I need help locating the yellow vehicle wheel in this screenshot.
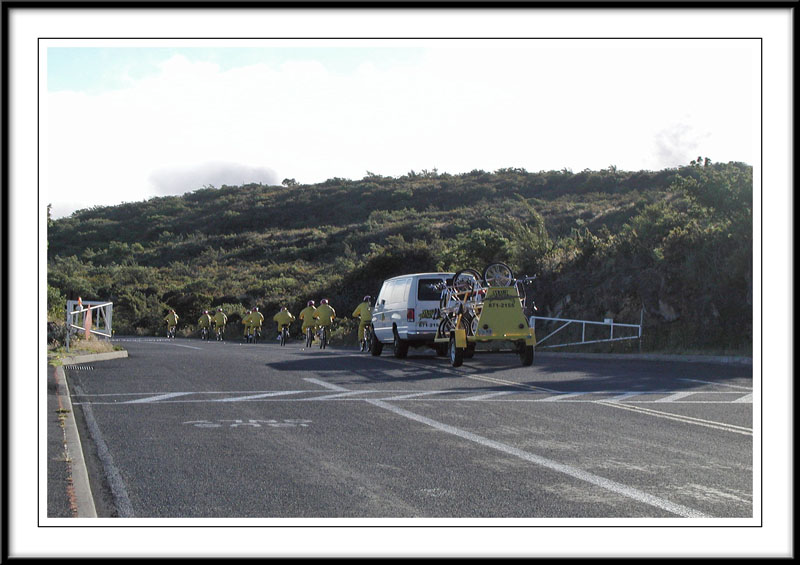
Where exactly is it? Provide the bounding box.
[449,336,464,367]
[520,344,534,366]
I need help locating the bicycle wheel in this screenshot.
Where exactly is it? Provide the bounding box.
[452,269,481,294]
[483,262,514,287]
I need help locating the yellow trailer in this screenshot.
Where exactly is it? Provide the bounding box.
[434,268,536,367]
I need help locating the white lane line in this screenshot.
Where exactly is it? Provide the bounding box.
[121,392,193,404]
[678,378,753,391]
[366,398,709,518]
[369,356,562,393]
[170,343,203,350]
[608,392,644,402]
[461,391,518,401]
[303,377,349,391]
[732,393,753,404]
[596,401,753,436]
[538,392,586,402]
[659,391,696,403]
[467,374,562,394]
[381,390,449,401]
[305,391,372,401]
[213,391,304,402]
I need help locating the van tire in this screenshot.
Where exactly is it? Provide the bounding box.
[371,335,383,356]
[393,329,409,358]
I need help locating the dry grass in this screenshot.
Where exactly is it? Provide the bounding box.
[48,335,120,365]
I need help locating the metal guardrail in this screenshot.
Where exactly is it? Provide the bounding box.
[65,299,113,352]
[529,310,643,350]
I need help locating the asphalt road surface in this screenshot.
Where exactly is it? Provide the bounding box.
[64,336,754,519]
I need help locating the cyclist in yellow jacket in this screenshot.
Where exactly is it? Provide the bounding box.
[213,308,228,340]
[272,306,294,339]
[273,306,295,334]
[352,295,373,347]
[299,300,317,342]
[251,307,265,335]
[314,298,336,330]
[164,309,179,338]
[242,309,252,340]
[197,310,212,339]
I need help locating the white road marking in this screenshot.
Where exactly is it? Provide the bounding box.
[596,401,753,436]
[679,378,753,391]
[305,391,372,401]
[366,398,709,518]
[382,391,449,401]
[72,389,754,406]
[660,391,696,403]
[170,343,203,350]
[303,377,349,391]
[538,392,586,402]
[461,391,518,401]
[213,391,303,402]
[121,392,193,404]
[465,374,561,394]
[608,392,644,401]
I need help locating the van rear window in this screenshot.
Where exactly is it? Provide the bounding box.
[417,278,445,301]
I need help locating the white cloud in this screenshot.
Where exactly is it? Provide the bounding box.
[46,44,756,218]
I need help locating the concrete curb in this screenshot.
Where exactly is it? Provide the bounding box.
[54,366,98,518]
[60,350,129,365]
[534,351,753,365]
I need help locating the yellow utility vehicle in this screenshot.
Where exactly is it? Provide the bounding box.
[434,263,536,367]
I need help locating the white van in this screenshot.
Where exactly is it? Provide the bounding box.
[370,272,454,358]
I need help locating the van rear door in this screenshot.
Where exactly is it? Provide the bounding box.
[373,277,411,342]
[407,276,449,339]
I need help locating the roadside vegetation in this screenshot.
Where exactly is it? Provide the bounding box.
[47,159,752,355]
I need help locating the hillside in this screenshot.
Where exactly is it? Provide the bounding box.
[47,161,753,353]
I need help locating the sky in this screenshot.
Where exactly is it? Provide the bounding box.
[45,41,757,219]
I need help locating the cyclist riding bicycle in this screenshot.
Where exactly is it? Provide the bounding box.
[314,299,336,346]
[242,309,252,341]
[197,310,212,339]
[213,307,228,340]
[299,300,318,345]
[352,295,373,349]
[164,309,179,338]
[251,306,264,335]
[273,306,295,334]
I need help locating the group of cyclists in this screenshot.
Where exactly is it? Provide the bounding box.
[163,295,374,349]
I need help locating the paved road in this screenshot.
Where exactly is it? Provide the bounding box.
[62,337,753,518]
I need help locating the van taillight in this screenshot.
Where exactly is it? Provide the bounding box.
[407,308,415,322]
